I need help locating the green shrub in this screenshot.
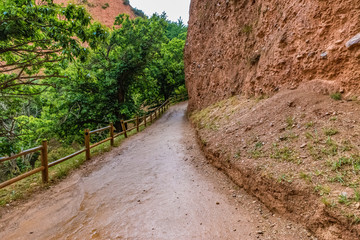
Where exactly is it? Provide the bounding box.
[330,93,342,101]
[132,7,146,18]
[323,128,338,136]
[102,3,109,9]
[242,24,252,34]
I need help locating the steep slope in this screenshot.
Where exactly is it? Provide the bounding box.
[185,0,360,111]
[191,88,360,239]
[185,1,360,239]
[54,0,136,27]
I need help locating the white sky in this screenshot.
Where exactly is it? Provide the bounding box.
[130,0,191,23]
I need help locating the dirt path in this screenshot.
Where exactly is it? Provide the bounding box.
[0,103,313,240]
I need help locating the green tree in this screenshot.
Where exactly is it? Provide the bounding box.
[152,38,186,100]
[166,18,187,40]
[51,14,168,133]
[0,0,106,96]
[0,0,106,154]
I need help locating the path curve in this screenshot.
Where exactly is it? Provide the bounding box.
[0,102,312,240]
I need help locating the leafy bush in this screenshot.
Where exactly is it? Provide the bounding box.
[102,3,109,9]
[132,7,146,18]
[330,92,342,101]
[242,24,253,34]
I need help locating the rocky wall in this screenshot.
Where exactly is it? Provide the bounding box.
[185,0,360,111]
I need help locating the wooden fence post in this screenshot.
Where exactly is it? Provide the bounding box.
[136,116,139,132]
[150,113,153,123]
[85,129,91,160]
[144,115,147,127]
[110,122,114,146]
[121,120,127,138]
[41,140,48,183]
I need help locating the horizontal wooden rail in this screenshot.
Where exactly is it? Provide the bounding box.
[0,98,172,190]
[114,131,125,138]
[0,146,42,163]
[127,126,137,132]
[90,137,112,149]
[0,166,45,189]
[124,119,136,124]
[48,149,86,168]
[90,126,111,134]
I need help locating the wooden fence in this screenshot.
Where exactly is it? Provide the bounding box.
[0,96,186,189]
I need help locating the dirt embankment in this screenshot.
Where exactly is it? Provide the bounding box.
[54,0,136,27]
[185,0,360,111]
[190,84,360,239]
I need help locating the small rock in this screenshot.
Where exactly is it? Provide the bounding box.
[279,136,287,141]
[340,192,348,197]
[345,33,360,49]
[256,230,264,234]
[355,203,360,209]
[335,40,343,45]
[296,54,304,59]
[300,143,307,148]
[245,126,252,131]
[307,52,315,57]
[216,202,220,205]
[320,52,328,59]
[286,225,292,229]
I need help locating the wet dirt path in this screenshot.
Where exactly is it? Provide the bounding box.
[0,102,312,240]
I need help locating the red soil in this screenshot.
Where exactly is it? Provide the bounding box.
[54,0,136,27]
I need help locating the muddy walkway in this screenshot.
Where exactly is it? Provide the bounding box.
[0,103,312,240]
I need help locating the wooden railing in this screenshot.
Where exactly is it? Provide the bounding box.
[0,96,185,189]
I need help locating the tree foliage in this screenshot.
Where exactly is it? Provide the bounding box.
[0,0,106,96]
[0,1,188,180]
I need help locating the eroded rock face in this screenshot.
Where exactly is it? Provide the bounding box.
[184,0,360,111]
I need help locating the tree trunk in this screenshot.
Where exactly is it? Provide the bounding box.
[115,78,126,132]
